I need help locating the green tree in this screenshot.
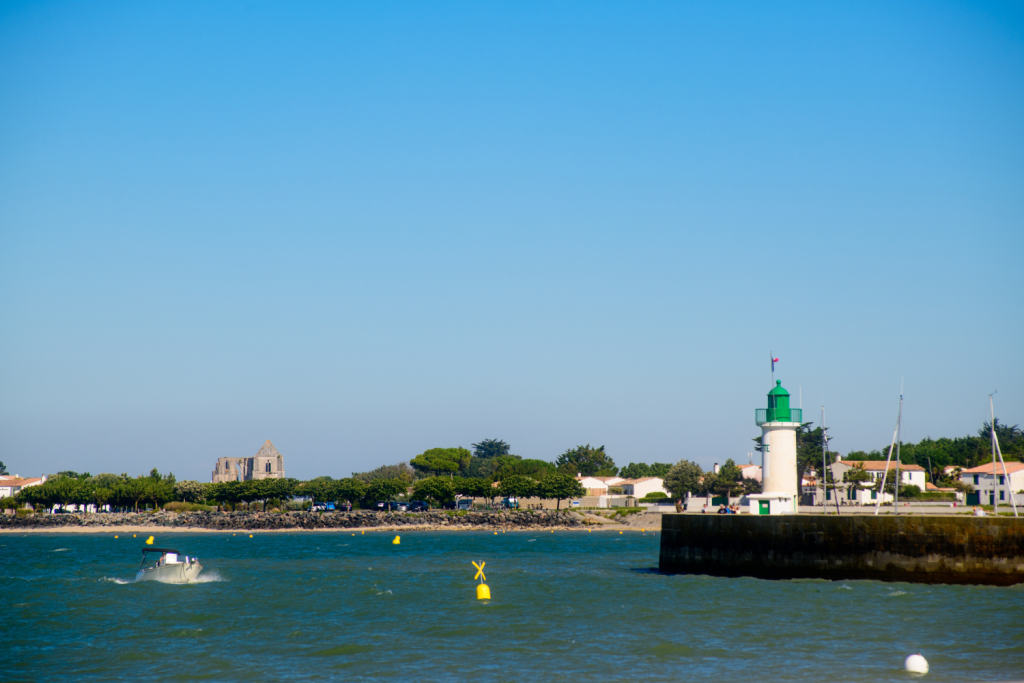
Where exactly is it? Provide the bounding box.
[332,478,367,506]
[538,473,585,509]
[351,462,416,484]
[454,477,491,500]
[298,479,332,509]
[174,480,208,503]
[365,478,409,505]
[709,459,745,498]
[92,487,114,511]
[114,478,148,512]
[555,444,617,476]
[144,478,174,509]
[412,477,456,506]
[498,475,538,500]
[48,477,83,511]
[618,462,673,479]
[465,454,520,479]
[207,481,243,511]
[410,448,472,478]
[471,439,511,458]
[663,460,704,498]
[493,458,556,481]
[0,461,7,475]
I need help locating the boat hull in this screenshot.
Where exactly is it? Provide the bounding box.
[135,561,203,584]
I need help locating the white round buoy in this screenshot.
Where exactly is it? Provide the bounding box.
[904,653,929,674]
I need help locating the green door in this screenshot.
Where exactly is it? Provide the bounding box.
[711,496,727,506]
[966,492,980,506]
[759,500,770,515]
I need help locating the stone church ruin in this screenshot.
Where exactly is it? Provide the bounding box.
[212,440,286,483]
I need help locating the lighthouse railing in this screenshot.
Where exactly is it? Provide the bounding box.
[756,408,802,425]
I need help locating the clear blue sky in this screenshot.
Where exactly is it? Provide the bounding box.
[2,1,1022,481]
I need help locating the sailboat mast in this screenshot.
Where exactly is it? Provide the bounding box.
[821,406,827,511]
[894,393,903,515]
[990,394,1019,517]
[874,391,903,516]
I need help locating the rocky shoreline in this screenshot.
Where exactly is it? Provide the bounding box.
[0,509,589,532]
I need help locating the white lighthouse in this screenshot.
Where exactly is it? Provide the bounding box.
[747,380,801,515]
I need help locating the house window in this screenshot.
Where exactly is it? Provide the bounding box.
[973,475,979,485]
[1000,491,1005,501]
[265,462,272,473]
[999,475,1005,485]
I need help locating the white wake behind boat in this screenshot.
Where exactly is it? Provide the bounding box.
[135,547,203,584]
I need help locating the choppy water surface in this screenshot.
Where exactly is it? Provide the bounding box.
[2,530,1022,682]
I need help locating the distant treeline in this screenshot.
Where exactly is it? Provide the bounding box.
[841,419,1022,483]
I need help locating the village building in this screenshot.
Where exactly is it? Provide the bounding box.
[574,476,624,496]
[211,440,286,483]
[960,461,1024,507]
[0,475,46,499]
[616,477,669,499]
[738,464,761,482]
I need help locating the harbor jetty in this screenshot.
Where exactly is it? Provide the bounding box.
[0,509,586,532]
[659,514,1024,586]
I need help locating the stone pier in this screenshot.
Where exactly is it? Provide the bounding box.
[659,514,1024,585]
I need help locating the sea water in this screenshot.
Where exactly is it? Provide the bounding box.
[1,530,1021,682]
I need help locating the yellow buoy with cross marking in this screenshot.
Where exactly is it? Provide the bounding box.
[472,561,490,600]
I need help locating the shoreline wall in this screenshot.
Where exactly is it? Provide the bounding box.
[0,509,586,531]
[659,514,1024,586]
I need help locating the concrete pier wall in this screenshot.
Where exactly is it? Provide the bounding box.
[659,514,1024,585]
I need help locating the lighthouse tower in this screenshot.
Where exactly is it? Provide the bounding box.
[747,380,802,515]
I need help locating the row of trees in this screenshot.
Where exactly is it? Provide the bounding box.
[843,419,1023,483]
[10,470,177,512]
[411,473,585,509]
[662,459,761,499]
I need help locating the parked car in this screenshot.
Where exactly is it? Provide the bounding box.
[312,502,335,512]
[409,500,429,512]
[501,497,519,510]
[456,498,473,511]
[395,501,410,512]
[375,501,404,511]
[441,500,457,510]
[337,503,353,512]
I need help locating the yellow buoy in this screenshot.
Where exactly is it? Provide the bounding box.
[392,536,400,545]
[494,532,497,535]
[472,561,490,600]
[114,535,118,538]
[361,531,364,535]
[619,531,623,534]
[145,536,154,545]
[133,534,136,538]
[249,534,253,538]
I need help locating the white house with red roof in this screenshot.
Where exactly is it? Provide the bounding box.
[615,477,669,499]
[832,459,927,489]
[738,464,761,482]
[574,476,624,496]
[0,475,47,500]
[960,461,1024,507]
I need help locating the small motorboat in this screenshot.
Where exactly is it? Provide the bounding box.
[135,547,203,584]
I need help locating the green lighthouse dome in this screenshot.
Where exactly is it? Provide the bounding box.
[767,380,792,422]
